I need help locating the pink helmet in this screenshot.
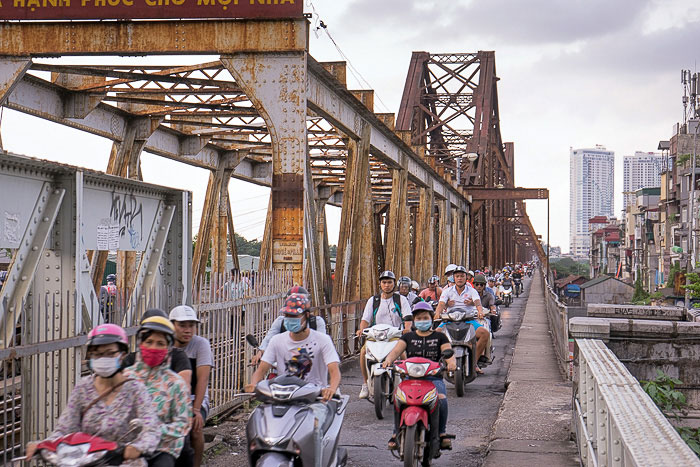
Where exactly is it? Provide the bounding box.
[87,323,128,350]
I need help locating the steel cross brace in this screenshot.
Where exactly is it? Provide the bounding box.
[0,182,65,347]
[124,201,176,325]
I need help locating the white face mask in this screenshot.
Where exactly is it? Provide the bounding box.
[89,357,121,378]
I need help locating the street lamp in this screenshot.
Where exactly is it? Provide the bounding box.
[465,152,479,163]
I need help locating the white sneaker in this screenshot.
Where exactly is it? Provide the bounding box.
[359,384,369,399]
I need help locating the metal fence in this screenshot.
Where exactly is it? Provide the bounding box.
[574,338,700,467]
[541,269,573,380]
[0,270,367,463]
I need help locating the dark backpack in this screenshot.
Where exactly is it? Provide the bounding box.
[280,315,317,333]
[371,293,404,326]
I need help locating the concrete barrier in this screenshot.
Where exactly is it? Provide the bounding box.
[572,338,700,467]
[587,303,685,321]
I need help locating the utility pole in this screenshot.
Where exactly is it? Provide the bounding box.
[687,119,698,308]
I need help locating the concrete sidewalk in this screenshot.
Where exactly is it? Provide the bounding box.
[482,273,579,466]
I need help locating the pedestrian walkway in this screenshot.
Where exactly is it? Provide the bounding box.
[483,272,579,466]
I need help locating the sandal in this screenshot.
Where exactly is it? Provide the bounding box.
[475,367,484,375]
[440,435,452,450]
[388,435,398,450]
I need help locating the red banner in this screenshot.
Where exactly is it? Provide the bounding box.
[0,0,302,20]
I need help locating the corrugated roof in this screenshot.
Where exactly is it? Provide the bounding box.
[580,275,633,289]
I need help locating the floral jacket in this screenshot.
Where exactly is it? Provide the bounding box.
[50,375,161,465]
[124,354,192,458]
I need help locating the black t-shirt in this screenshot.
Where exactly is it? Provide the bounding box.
[479,290,496,310]
[512,272,522,279]
[123,347,192,374]
[400,331,449,363]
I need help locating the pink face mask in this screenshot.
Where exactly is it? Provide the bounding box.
[140,345,168,368]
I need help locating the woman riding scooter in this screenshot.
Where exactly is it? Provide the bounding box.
[125,314,193,467]
[382,301,457,451]
[24,324,161,465]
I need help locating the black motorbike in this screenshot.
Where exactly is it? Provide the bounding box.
[514,278,522,297]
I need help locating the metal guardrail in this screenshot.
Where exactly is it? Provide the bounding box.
[541,269,573,379]
[574,338,700,467]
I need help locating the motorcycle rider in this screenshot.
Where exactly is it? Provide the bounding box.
[125,315,192,467]
[501,272,514,294]
[170,305,212,467]
[24,324,161,464]
[512,268,523,294]
[486,277,498,299]
[382,302,457,450]
[419,275,443,302]
[245,294,341,402]
[443,264,457,288]
[436,266,489,374]
[124,309,192,387]
[250,286,327,366]
[398,276,418,304]
[472,274,497,365]
[356,271,413,399]
[99,273,118,321]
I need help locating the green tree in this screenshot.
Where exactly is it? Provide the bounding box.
[329,244,337,258]
[632,269,650,304]
[234,233,262,256]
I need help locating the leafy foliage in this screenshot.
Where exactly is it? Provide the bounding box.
[682,272,700,300]
[550,258,590,280]
[667,261,681,288]
[632,269,650,304]
[641,370,700,458]
[234,233,262,256]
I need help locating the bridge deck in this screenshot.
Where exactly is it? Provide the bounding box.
[484,272,579,466]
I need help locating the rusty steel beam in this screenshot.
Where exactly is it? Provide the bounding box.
[467,187,549,201]
[0,20,308,56]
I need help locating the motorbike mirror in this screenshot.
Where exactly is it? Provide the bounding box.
[442,349,455,360]
[246,334,260,348]
[128,419,144,430]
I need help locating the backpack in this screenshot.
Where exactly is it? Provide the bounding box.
[280,315,318,333]
[371,293,404,326]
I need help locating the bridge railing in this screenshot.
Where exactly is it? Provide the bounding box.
[573,338,700,467]
[541,269,573,379]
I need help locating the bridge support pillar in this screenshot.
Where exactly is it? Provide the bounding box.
[413,186,435,285]
[333,122,375,302]
[222,52,307,284]
[437,199,453,273]
[385,161,410,276]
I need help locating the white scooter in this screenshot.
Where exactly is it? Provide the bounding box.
[363,323,402,419]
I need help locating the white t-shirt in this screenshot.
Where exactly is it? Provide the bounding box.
[439,285,481,312]
[261,329,340,387]
[361,293,412,327]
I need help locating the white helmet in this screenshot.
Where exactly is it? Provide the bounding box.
[444,264,457,275]
[169,305,200,323]
[468,270,474,277]
[411,280,420,290]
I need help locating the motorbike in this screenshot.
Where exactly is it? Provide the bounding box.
[247,376,350,466]
[502,286,513,307]
[363,324,403,419]
[392,350,454,467]
[441,308,478,397]
[513,278,522,297]
[16,420,144,466]
[246,334,278,380]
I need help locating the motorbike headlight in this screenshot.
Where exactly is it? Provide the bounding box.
[269,384,297,400]
[447,311,463,321]
[395,387,407,404]
[375,330,388,341]
[406,362,430,378]
[51,443,97,467]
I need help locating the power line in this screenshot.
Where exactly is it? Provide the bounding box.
[308,1,392,114]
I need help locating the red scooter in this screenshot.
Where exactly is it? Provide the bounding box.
[391,350,454,467]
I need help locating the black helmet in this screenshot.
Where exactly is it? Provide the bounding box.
[141,308,168,322]
[398,276,412,285]
[428,275,439,284]
[379,270,396,281]
[106,274,116,283]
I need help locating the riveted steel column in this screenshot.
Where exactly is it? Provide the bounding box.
[333,122,372,303]
[385,158,409,276]
[222,53,307,284]
[413,186,435,285]
[437,199,453,273]
[0,57,30,107]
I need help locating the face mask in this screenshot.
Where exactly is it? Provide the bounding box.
[140,345,169,368]
[89,357,121,378]
[415,320,432,332]
[284,317,304,333]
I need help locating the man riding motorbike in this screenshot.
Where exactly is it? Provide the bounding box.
[382,302,457,450]
[419,275,443,302]
[398,276,418,304]
[25,324,161,465]
[436,267,489,374]
[250,286,327,366]
[125,315,192,467]
[244,294,341,402]
[356,271,412,399]
[472,274,498,364]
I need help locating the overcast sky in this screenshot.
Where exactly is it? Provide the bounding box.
[2,0,699,261]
